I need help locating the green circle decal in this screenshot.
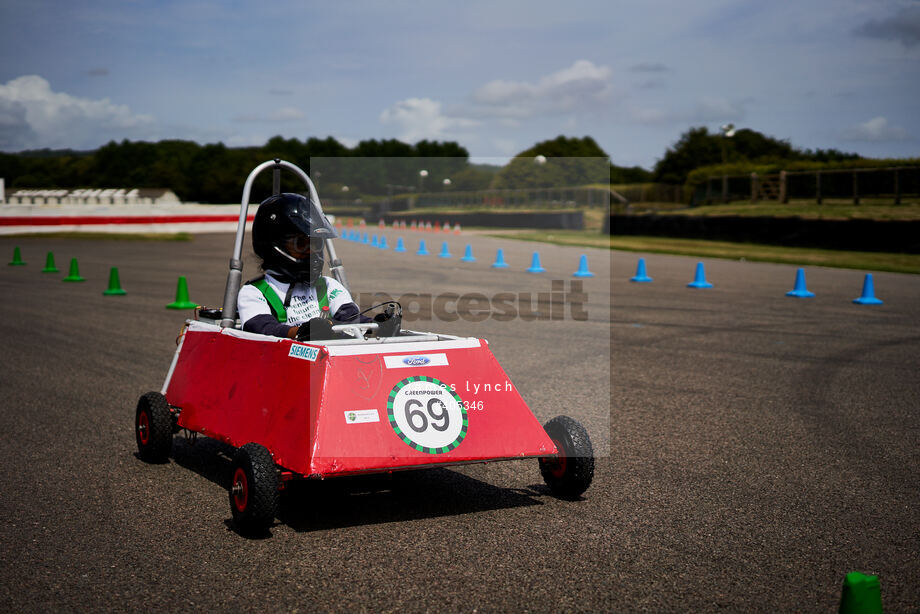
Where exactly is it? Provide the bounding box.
[387,376,468,454]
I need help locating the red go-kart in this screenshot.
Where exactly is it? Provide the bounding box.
[135,160,594,532]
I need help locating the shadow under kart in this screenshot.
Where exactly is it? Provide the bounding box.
[167,434,551,534]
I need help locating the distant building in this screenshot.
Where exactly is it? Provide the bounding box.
[5,188,181,205]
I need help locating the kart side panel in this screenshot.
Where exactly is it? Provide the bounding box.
[165,326,323,475]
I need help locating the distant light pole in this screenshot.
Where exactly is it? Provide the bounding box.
[533,155,548,205]
[442,178,451,189]
[419,169,428,192]
[313,170,322,194]
[720,124,736,203]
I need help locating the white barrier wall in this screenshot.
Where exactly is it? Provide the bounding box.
[4,188,180,205]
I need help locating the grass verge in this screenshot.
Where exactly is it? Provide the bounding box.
[484,230,920,274]
[662,200,920,220]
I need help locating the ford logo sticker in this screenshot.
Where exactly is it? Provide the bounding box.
[402,356,430,366]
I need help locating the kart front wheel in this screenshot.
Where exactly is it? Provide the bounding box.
[539,415,595,499]
[229,443,279,533]
[135,391,173,463]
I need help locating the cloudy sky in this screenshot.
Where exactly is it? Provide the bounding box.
[0,0,917,169]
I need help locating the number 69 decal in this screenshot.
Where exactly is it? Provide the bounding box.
[387,376,468,454]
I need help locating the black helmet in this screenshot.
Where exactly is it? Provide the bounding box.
[252,192,337,283]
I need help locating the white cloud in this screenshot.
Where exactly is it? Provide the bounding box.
[379,97,479,143]
[469,59,614,118]
[232,106,305,123]
[0,75,153,151]
[844,116,909,142]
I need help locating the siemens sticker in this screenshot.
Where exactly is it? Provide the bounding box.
[288,344,319,362]
[383,353,449,369]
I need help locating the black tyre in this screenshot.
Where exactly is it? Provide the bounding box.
[539,415,595,499]
[135,392,173,463]
[229,443,279,533]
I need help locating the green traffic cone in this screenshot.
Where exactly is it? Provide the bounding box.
[166,276,198,309]
[8,246,26,266]
[62,258,86,282]
[839,572,882,614]
[42,251,59,273]
[103,267,127,295]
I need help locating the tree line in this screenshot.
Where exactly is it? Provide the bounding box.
[0,137,471,203]
[0,129,909,203]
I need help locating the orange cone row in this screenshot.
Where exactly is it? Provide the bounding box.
[336,218,461,235]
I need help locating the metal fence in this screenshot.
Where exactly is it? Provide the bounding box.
[612,184,683,204]
[698,166,920,205]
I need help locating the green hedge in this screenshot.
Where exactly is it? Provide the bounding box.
[687,157,920,186]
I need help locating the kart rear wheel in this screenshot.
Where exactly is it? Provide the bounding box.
[135,392,173,463]
[229,443,279,533]
[539,415,594,499]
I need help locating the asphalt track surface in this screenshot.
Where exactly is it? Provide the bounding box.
[1,229,918,612]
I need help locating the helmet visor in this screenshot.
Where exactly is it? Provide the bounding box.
[282,234,325,259]
[283,197,338,240]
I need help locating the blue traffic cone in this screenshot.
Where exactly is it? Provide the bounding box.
[379,235,388,250]
[630,258,653,282]
[438,241,452,258]
[573,254,594,278]
[371,235,379,248]
[853,274,883,305]
[526,252,546,273]
[491,248,509,269]
[361,233,369,244]
[687,262,713,288]
[460,244,476,263]
[394,237,407,253]
[417,240,430,256]
[786,268,815,298]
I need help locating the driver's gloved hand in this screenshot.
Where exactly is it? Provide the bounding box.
[296,317,335,341]
[374,311,401,337]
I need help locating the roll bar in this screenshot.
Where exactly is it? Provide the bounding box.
[219,159,348,328]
